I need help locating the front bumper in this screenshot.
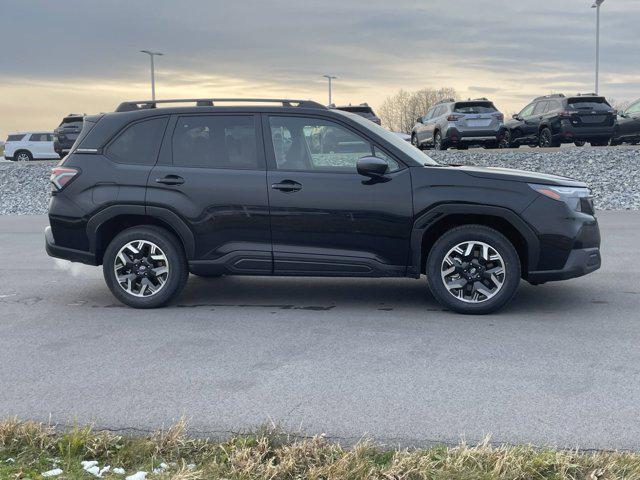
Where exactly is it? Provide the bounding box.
[527,247,601,283]
[45,225,97,265]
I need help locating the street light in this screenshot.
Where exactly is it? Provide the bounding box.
[323,75,337,105]
[140,50,164,101]
[591,0,605,94]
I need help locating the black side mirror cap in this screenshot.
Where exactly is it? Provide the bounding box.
[357,156,389,178]
[416,117,423,124]
[512,114,521,120]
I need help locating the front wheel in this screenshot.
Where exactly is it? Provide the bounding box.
[426,225,521,314]
[499,130,513,148]
[103,226,188,308]
[538,128,559,148]
[16,150,33,162]
[411,134,421,150]
[574,140,586,147]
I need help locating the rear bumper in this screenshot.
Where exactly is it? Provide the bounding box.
[527,247,601,283]
[45,225,98,265]
[445,126,503,144]
[557,122,614,141]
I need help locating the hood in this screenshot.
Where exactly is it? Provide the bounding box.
[453,165,587,187]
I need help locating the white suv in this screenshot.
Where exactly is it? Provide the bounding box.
[4,132,60,161]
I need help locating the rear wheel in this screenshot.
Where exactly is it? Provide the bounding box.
[103,226,188,308]
[426,225,521,314]
[538,128,559,148]
[499,130,513,148]
[15,150,33,162]
[434,131,446,150]
[574,140,586,147]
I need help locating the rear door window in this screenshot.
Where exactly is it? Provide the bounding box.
[106,117,168,165]
[29,133,49,142]
[533,102,548,115]
[172,115,260,169]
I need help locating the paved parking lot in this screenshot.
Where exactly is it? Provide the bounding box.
[0,212,639,449]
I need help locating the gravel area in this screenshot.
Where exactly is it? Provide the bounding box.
[0,146,638,214]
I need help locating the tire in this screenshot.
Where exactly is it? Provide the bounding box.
[411,134,421,150]
[434,131,446,150]
[499,130,513,148]
[538,127,559,148]
[574,140,586,147]
[426,225,521,315]
[15,150,33,162]
[102,225,188,308]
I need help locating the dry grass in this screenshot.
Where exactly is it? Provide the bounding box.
[1,417,640,479]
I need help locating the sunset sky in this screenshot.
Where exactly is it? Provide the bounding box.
[1,0,639,139]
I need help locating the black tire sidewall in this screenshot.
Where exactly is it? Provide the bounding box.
[427,226,521,314]
[17,150,33,161]
[103,226,187,308]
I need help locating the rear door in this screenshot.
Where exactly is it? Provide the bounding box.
[27,133,48,158]
[264,114,413,276]
[147,114,272,274]
[619,101,640,138]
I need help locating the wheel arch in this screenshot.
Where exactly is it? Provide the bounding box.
[14,149,33,159]
[410,204,539,278]
[87,205,195,264]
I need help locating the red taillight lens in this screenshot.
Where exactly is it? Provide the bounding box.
[447,114,463,121]
[50,167,78,191]
[493,113,504,121]
[559,110,574,118]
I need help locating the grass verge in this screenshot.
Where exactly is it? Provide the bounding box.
[1,418,639,479]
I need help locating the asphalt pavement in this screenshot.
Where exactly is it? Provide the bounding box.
[0,213,639,450]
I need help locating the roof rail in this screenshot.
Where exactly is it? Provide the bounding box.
[575,92,598,97]
[115,98,327,112]
[435,98,455,105]
[534,93,565,101]
[471,97,489,101]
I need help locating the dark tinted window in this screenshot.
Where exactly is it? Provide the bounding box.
[519,103,536,117]
[60,116,84,126]
[268,116,399,172]
[106,117,168,165]
[6,134,25,142]
[547,100,562,111]
[454,102,497,113]
[626,101,640,114]
[567,97,612,112]
[172,115,259,169]
[29,133,50,142]
[533,101,548,115]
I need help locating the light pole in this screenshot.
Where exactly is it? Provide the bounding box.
[140,50,164,100]
[591,0,605,94]
[323,75,337,105]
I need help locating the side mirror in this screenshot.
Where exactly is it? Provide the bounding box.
[416,116,423,124]
[618,110,626,118]
[357,156,389,178]
[512,114,521,120]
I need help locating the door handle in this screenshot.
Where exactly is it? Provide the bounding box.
[271,180,302,193]
[155,175,184,186]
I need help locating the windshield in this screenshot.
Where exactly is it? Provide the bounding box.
[567,97,612,111]
[335,110,438,166]
[454,102,497,113]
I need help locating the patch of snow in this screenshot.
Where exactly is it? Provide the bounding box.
[42,468,63,477]
[186,463,196,470]
[81,460,99,469]
[125,472,147,480]
[113,467,126,475]
[85,466,101,477]
[5,458,15,463]
[152,462,168,473]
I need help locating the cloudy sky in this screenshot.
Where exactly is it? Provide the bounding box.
[1,0,638,138]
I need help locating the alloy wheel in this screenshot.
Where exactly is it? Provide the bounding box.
[539,129,552,147]
[440,240,505,303]
[17,152,30,161]
[434,132,442,150]
[499,131,511,148]
[114,240,170,297]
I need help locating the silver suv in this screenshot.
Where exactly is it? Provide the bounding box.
[411,98,505,150]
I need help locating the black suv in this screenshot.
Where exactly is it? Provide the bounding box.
[53,114,84,156]
[611,97,640,146]
[504,94,615,148]
[332,103,381,125]
[45,98,601,314]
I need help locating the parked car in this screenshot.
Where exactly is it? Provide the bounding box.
[4,132,59,161]
[393,132,412,142]
[45,98,600,314]
[611,98,640,146]
[504,94,615,148]
[332,103,381,125]
[411,98,505,150]
[54,114,85,156]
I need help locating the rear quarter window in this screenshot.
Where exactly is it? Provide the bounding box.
[6,134,25,142]
[105,117,168,165]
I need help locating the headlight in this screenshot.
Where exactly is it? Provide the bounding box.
[528,183,594,213]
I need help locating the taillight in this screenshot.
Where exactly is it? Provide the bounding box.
[493,112,504,121]
[447,114,463,121]
[559,110,574,118]
[50,166,79,191]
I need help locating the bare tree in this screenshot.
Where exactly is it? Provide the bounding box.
[379,87,457,133]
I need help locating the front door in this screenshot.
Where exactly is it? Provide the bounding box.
[147,114,272,275]
[264,114,413,276]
